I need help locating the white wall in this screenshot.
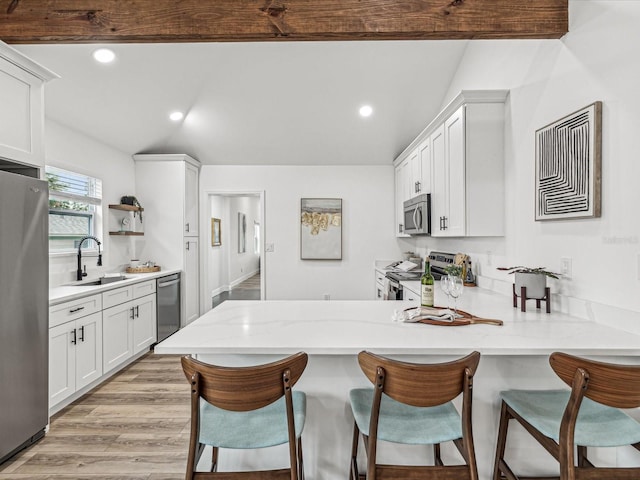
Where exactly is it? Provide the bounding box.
[411,0,640,330]
[208,195,229,296]
[46,120,136,286]
[201,165,401,300]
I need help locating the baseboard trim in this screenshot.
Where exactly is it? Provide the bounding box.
[230,269,260,289]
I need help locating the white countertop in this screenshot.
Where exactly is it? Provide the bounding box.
[155,287,640,357]
[49,268,182,305]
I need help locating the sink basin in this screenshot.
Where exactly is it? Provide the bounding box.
[70,275,128,287]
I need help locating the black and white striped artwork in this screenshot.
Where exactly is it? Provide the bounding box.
[535,102,602,220]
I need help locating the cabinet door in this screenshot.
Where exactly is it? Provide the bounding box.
[49,322,76,408]
[431,125,447,236]
[132,294,157,354]
[0,58,44,167]
[184,238,200,324]
[408,149,421,195]
[394,159,411,237]
[184,162,199,236]
[75,312,103,390]
[418,139,431,194]
[443,106,466,237]
[102,301,134,374]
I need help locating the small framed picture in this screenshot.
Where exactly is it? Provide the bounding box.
[211,218,221,246]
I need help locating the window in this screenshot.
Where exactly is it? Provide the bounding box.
[46,166,102,253]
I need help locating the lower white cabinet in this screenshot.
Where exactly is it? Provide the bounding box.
[49,311,102,409]
[184,238,199,324]
[103,282,157,374]
[49,278,158,413]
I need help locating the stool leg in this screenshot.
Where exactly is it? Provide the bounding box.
[297,437,305,480]
[521,287,527,312]
[211,446,218,472]
[493,401,511,480]
[434,443,443,466]
[350,421,360,480]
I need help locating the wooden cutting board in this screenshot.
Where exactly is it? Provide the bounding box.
[404,306,503,327]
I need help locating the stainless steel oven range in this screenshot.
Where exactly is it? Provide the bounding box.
[384,251,457,300]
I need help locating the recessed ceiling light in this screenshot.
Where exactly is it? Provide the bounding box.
[359,105,373,117]
[169,111,184,122]
[92,48,116,64]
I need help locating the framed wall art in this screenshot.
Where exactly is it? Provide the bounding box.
[211,218,221,246]
[535,101,602,221]
[300,198,342,260]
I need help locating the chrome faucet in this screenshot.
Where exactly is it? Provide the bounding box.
[77,236,102,281]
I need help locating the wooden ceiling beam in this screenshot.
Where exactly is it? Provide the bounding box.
[0,0,568,44]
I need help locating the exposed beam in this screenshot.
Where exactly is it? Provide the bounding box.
[0,0,568,44]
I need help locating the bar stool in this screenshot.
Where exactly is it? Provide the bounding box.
[493,352,640,480]
[349,350,481,480]
[181,352,308,479]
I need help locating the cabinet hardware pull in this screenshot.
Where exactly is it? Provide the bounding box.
[443,216,448,230]
[416,181,421,192]
[71,328,77,345]
[399,223,403,233]
[69,306,85,313]
[130,307,135,319]
[185,223,190,232]
[135,306,140,318]
[79,326,85,342]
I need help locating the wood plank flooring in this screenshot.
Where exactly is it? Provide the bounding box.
[0,354,190,480]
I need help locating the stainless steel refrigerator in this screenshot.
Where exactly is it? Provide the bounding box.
[0,170,49,464]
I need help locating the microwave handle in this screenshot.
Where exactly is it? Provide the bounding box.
[412,206,422,231]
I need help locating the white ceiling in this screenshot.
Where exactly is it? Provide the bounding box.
[16,41,468,166]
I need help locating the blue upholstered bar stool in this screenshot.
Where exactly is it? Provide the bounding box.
[181,352,308,480]
[349,351,481,480]
[493,352,640,480]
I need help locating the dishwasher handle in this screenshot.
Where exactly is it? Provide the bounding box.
[158,279,180,288]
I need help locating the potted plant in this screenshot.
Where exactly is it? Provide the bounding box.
[497,266,560,299]
[444,264,463,278]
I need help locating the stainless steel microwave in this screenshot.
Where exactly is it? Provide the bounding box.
[403,194,431,235]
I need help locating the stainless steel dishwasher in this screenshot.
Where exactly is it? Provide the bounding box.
[156,273,181,342]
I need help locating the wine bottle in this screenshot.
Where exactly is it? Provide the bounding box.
[421,258,435,307]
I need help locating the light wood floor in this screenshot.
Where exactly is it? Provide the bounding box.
[0,353,190,480]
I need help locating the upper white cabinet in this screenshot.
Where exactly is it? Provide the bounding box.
[394,90,508,238]
[134,154,201,326]
[0,42,57,169]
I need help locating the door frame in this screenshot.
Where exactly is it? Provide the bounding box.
[201,189,266,314]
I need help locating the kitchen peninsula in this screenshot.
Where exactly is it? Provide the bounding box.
[155,289,640,480]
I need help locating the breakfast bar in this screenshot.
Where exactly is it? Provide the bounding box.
[155,289,640,480]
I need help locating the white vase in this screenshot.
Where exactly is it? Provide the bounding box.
[514,272,547,299]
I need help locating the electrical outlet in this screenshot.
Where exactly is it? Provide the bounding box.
[560,257,572,279]
[265,243,274,252]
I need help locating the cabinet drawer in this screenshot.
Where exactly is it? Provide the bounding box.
[403,288,419,303]
[133,280,156,299]
[102,286,134,309]
[50,294,102,328]
[375,271,385,284]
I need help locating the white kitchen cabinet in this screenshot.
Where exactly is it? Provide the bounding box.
[394,90,508,238]
[184,238,200,324]
[49,311,102,409]
[184,162,199,236]
[102,281,157,373]
[0,42,57,169]
[134,154,201,326]
[394,158,411,237]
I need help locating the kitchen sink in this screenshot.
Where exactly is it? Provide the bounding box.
[69,275,129,287]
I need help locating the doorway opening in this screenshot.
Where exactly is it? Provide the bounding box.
[205,191,265,311]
